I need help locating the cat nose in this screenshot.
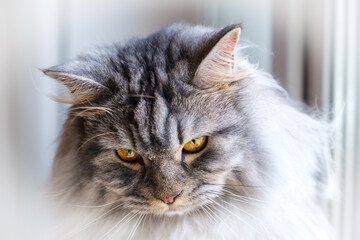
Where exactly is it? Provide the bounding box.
[158,191,182,204]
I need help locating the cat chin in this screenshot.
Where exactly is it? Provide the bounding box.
[159,209,189,216]
[135,204,199,216]
[164,204,200,216]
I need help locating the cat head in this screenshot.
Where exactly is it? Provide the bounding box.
[44,23,262,215]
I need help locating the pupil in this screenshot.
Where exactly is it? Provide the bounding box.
[192,139,196,145]
[128,150,133,157]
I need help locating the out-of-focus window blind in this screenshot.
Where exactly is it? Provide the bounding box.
[273,0,360,239]
[330,0,360,239]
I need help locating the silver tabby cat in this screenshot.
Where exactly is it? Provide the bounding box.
[44,23,334,239]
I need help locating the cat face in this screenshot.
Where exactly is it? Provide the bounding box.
[81,88,249,215]
[45,23,260,216]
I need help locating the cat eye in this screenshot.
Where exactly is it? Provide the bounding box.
[115,149,141,163]
[183,136,207,153]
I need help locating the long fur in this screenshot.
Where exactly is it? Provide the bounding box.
[44,23,334,240]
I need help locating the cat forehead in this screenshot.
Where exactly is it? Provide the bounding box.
[114,42,193,87]
[107,26,211,89]
[94,90,240,152]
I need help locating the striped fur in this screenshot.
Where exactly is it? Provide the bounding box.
[44,23,333,240]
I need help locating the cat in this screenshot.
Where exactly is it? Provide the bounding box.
[43,23,334,240]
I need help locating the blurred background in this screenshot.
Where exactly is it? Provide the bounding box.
[0,0,359,239]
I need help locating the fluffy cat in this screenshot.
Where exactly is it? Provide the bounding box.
[43,23,334,240]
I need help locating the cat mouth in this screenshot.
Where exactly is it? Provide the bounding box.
[129,199,200,216]
[152,199,206,216]
[156,204,196,216]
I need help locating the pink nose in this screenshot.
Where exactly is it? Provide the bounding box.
[159,192,181,204]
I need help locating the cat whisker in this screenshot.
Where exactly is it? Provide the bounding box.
[202,199,239,238]
[198,198,221,225]
[192,208,203,219]
[213,172,296,189]
[67,198,123,208]
[202,204,221,225]
[69,106,114,116]
[217,197,271,236]
[202,183,268,206]
[199,204,212,221]
[223,195,263,206]
[100,211,137,240]
[206,197,259,234]
[204,182,268,188]
[76,132,118,153]
[207,189,266,213]
[221,188,267,203]
[126,213,145,240]
[39,187,74,199]
[202,198,235,235]
[62,202,126,240]
[70,106,113,112]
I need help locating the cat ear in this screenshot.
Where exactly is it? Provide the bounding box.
[42,64,108,104]
[193,25,246,89]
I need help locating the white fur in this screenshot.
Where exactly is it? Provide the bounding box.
[45,45,334,240]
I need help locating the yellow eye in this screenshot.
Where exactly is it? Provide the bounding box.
[115,149,141,162]
[183,136,207,153]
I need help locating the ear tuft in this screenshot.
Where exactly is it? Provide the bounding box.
[42,69,108,104]
[193,26,250,89]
